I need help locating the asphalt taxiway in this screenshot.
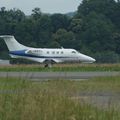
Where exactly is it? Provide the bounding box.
[0,72,119,80]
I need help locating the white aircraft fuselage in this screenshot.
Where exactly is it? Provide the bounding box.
[0,35,96,65]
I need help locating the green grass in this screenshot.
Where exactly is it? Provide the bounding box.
[0,76,120,119]
[0,63,120,71]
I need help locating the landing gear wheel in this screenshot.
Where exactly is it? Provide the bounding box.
[44,64,48,68]
[44,63,52,68]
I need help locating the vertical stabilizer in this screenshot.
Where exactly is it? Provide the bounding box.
[0,35,29,51]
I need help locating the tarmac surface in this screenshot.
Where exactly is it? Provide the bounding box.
[0,71,119,80]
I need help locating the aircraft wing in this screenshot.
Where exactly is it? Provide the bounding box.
[26,57,45,63]
[51,59,63,63]
[25,56,63,63]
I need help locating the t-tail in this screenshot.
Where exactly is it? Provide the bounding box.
[0,35,29,51]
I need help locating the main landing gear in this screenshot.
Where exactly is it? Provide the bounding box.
[44,63,52,68]
[44,60,54,68]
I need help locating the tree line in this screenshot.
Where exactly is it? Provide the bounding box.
[0,0,120,63]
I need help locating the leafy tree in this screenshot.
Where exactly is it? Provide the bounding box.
[74,0,120,54]
[77,0,117,17]
[94,51,120,63]
[14,19,34,46]
[32,14,52,47]
[79,12,116,52]
[113,32,120,54]
[52,29,76,48]
[69,18,83,33]
[48,41,60,48]
[32,7,42,20]
[50,14,71,32]
[8,8,25,22]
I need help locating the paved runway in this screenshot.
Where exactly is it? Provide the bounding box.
[0,72,119,80]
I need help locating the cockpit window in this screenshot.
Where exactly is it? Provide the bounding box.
[72,51,76,54]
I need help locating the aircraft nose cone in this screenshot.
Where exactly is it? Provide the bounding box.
[85,56,96,63]
[78,53,96,63]
[90,57,96,63]
[82,55,96,63]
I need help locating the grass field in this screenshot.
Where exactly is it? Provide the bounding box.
[0,76,120,120]
[0,63,120,71]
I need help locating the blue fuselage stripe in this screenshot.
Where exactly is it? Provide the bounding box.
[9,50,74,59]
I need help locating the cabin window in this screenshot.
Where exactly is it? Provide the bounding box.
[39,50,42,53]
[57,51,59,54]
[52,51,55,54]
[47,51,49,54]
[35,50,39,52]
[61,51,63,54]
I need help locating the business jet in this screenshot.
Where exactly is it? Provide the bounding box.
[0,35,95,67]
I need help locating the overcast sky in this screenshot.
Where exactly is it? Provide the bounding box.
[0,0,82,15]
